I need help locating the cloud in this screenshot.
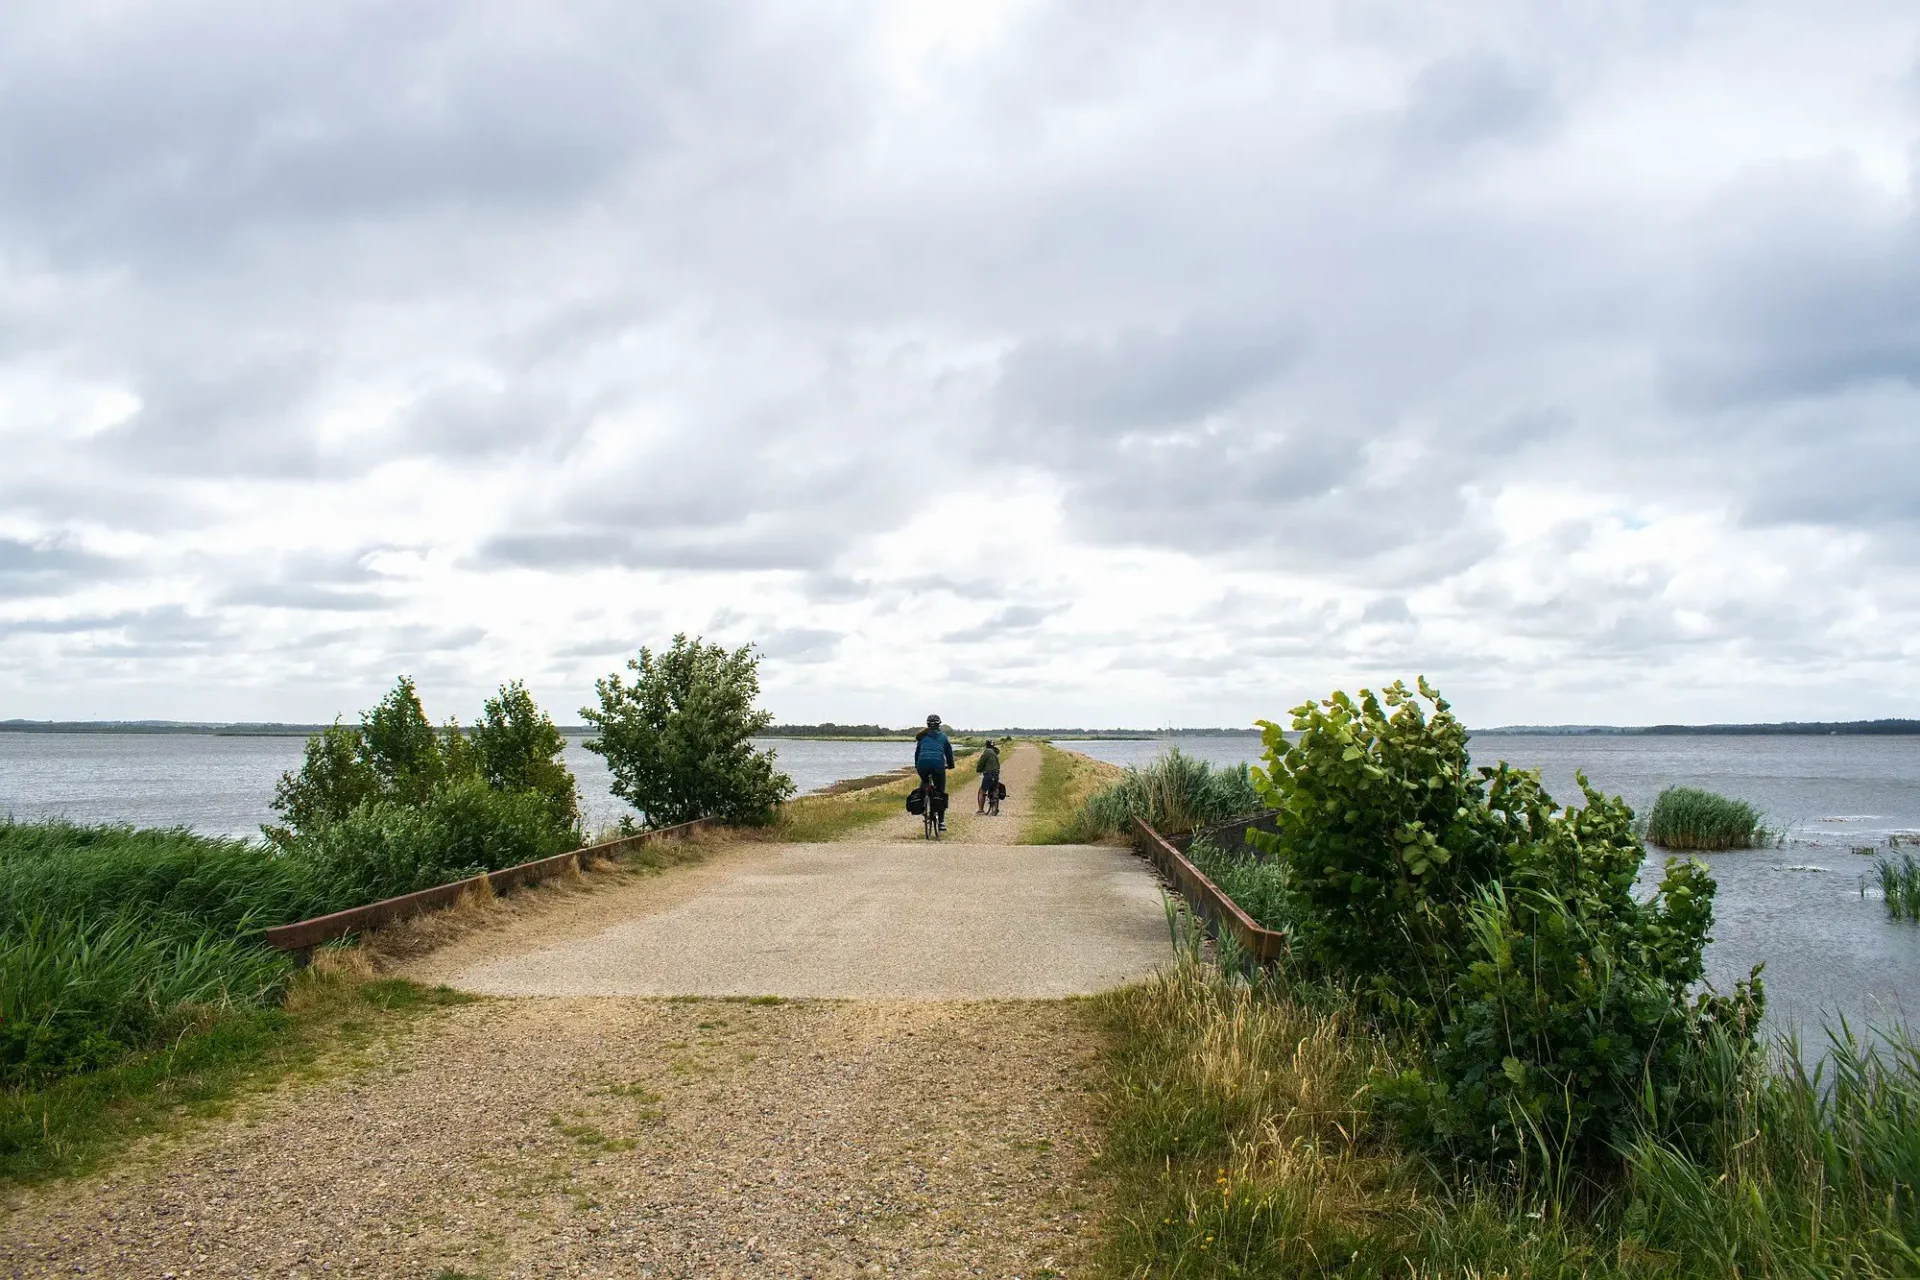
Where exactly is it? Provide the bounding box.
[1,2,1918,727]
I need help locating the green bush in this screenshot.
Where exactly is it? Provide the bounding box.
[288,778,575,908]
[469,680,580,836]
[1074,749,1263,838]
[582,634,795,826]
[1252,679,1764,1164]
[1645,786,1766,851]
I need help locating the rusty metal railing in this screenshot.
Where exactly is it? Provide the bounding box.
[263,816,716,962]
[1131,815,1287,964]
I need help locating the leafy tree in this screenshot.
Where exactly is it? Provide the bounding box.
[470,680,580,836]
[582,634,795,827]
[264,722,377,848]
[360,675,445,804]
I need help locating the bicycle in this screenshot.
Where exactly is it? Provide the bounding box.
[982,775,1001,817]
[923,778,945,840]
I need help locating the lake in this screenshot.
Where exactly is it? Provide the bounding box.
[1061,734,1920,1042]
[0,734,921,839]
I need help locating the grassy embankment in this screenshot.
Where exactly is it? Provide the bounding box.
[1095,953,1920,1278]
[1645,785,1773,850]
[767,745,982,842]
[1021,742,1125,843]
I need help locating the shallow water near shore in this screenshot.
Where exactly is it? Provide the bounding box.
[1065,734,1920,1042]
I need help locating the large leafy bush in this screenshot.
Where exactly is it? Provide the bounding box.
[1252,679,1764,1161]
[583,634,795,826]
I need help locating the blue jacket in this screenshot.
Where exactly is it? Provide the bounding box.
[914,729,954,770]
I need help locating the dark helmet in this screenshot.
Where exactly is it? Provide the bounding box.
[927,714,942,727]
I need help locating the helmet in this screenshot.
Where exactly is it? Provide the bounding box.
[926,714,942,727]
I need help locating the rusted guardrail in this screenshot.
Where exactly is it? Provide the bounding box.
[263,816,717,962]
[1131,815,1287,963]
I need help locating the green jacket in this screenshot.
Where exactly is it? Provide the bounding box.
[978,746,1001,775]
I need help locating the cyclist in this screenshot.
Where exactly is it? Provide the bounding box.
[914,714,955,832]
[975,739,1002,814]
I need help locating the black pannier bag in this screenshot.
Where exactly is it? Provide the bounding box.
[931,788,948,815]
[906,787,927,815]
[996,781,1009,801]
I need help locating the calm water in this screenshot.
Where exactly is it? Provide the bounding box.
[0,734,922,839]
[1061,735,1920,1039]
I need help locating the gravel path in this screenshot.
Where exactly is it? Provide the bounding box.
[867,742,1041,845]
[2,998,1106,1279]
[1,742,1160,1278]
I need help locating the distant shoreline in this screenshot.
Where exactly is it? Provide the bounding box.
[4,719,1916,738]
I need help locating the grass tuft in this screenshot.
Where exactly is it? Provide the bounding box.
[1868,852,1920,921]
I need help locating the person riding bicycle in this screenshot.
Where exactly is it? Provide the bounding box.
[976,739,1002,815]
[914,714,955,832]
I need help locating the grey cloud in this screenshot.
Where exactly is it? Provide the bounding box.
[1397,53,1556,154]
[221,583,389,612]
[942,603,1062,643]
[758,627,842,663]
[0,537,124,599]
[998,314,1303,437]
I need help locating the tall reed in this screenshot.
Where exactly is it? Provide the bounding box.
[1073,749,1263,839]
[1645,785,1767,851]
[1869,852,1920,921]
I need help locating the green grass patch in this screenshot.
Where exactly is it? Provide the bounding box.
[1184,836,1291,931]
[0,965,473,1186]
[1645,785,1769,850]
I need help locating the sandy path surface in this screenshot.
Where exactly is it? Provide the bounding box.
[2,998,1105,1279]
[411,840,1166,999]
[868,742,1041,845]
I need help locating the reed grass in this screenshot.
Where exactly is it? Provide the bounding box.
[1644,785,1768,851]
[1183,836,1292,932]
[1063,748,1262,843]
[1868,852,1920,921]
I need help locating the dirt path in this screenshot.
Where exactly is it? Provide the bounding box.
[867,741,1042,845]
[1,742,1153,1279]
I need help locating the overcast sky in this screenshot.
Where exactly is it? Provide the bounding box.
[3,1,1918,729]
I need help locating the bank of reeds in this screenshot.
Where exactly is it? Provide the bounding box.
[1184,835,1291,932]
[1645,785,1769,850]
[1057,748,1261,843]
[1869,852,1920,921]
[1098,947,1920,1277]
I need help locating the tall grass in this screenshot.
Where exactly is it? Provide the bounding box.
[1869,852,1920,921]
[1068,749,1262,841]
[1645,785,1767,850]
[1097,949,1920,1277]
[1183,835,1291,932]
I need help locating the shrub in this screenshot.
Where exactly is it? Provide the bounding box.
[287,778,574,909]
[1645,786,1765,851]
[582,634,795,826]
[469,680,581,836]
[1253,679,1764,1163]
[1075,749,1263,839]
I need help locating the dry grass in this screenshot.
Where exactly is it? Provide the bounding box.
[754,749,980,843]
[1024,742,1125,844]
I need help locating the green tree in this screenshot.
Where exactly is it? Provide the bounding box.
[264,721,377,849]
[582,634,794,827]
[470,680,580,836]
[360,675,445,804]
